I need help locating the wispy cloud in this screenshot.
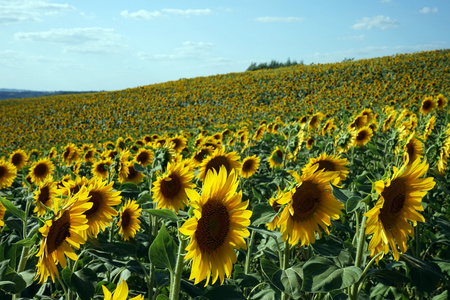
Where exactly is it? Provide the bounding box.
[419,7,438,14]
[138,41,214,61]
[352,15,399,30]
[254,16,303,23]
[0,0,74,25]
[121,8,212,20]
[15,27,124,54]
[336,34,365,41]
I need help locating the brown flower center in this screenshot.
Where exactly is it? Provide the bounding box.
[34,163,49,178]
[291,181,321,221]
[38,185,51,206]
[47,210,71,253]
[160,175,182,199]
[11,153,24,167]
[356,130,368,141]
[422,100,432,111]
[312,160,336,172]
[242,159,255,173]
[379,178,406,229]
[196,200,230,253]
[85,191,102,217]
[121,209,131,229]
[205,156,231,176]
[0,166,5,178]
[136,151,150,165]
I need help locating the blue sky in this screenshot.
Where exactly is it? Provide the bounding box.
[1,0,448,91]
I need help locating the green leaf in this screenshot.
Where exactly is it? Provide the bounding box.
[13,233,39,248]
[251,288,279,300]
[0,260,10,278]
[345,196,361,213]
[156,295,170,300]
[0,196,26,222]
[133,162,147,173]
[280,267,303,299]
[311,236,345,257]
[410,267,441,296]
[330,184,348,204]
[149,223,177,271]
[366,269,410,284]
[62,267,97,300]
[302,256,362,293]
[432,290,448,300]
[260,259,284,292]
[137,193,152,204]
[250,204,277,226]
[0,281,15,289]
[248,226,281,239]
[203,285,245,300]
[145,208,178,222]
[2,271,26,294]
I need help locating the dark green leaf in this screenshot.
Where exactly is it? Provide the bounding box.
[311,237,345,257]
[410,267,441,296]
[2,271,26,294]
[133,162,147,173]
[145,208,178,222]
[0,196,26,222]
[180,279,204,298]
[260,259,284,292]
[0,281,15,289]
[250,204,277,226]
[367,269,410,283]
[156,295,170,300]
[149,223,177,271]
[137,193,152,204]
[330,184,348,204]
[400,253,444,279]
[248,226,281,239]
[0,260,10,278]
[280,268,303,299]
[13,233,39,247]
[203,285,245,300]
[250,288,279,300]
[346,196,361,213]
[302,256,361,293]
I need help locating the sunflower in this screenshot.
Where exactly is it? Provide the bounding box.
[436,94,448,110]
[0,201,5,229]
[382,110,397,132]
[266,187,283,231]
[253,124,266,141]
[60,176,89,198]
[91,158,113,180]
[134,148,153,167]
[364,159,435,261]
[308,112,324,131]
[170,134,188,153]
[152,161,195,213]
[62,143,81,165]
[118,149,131,181]
[197,147,241,181]
[9,149,28,170]
[29,158,54,185]
[420,96,436,115]
[179,166,252,286]
[268,146,284,169]
[34,186,92,284]
[33,180,59,217]
[117,200,142,241]
[102,279,144,300]
[119,161,145,185]
[83,148,96,164]
[302,153,349,184]
[0,158,17,189]
[306,136,315,150]
[83,177,122,238]
[402,133,424,164]
[352,126,373,147]
[191,146,214,168]
[423,115,436,141]
[240,155,260,178]
[277,167,343,246]
[48,147,58,159]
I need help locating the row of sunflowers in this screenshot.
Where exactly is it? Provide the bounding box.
[0,49,449,299]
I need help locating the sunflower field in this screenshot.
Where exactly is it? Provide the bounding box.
[0,49,449,300]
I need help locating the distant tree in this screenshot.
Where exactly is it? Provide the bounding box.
[246,58,304,71]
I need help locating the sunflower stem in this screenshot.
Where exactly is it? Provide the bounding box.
[244,230,256,274]
[415,222,421,258]
[350,208,368,300]
[170,234,187,300]
[281,240,290,300]
[56,276,69,300]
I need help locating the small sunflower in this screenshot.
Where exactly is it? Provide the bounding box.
[83,148,96,164]
[266,187,283,231]
[170,134,188,153]
[84,178,122,238]
[240,155,260,178]
[306,136,315,150]
[102,279,144,300]
[179,166,252,286]
[423,115,436,141]
[119,161,145,185]
[420,96,436,115]
[352,126,373,147]
[364,159,435,261]
[152,161,195,213]
[29,159,54,185]
[35,186,92,284]
[402,133,424,164]
[302,153,349,184]
[197,147,241,181]
[0,158,17,189]
[253,124,266,141]
[62,143,81,165]
[117,200,142,241]
[91,158,113,180]
[9,149,28,170]
[33,180,59,217]
[191,147,214,168]
[268,146,284,169]
[134,148,153,167]
[436,94,448,110]
[277,167,343,246]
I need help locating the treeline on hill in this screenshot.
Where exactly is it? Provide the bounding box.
[246,58,304,71]
[0,89,99,100]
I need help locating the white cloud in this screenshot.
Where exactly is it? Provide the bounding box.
[15,27,124,54]
[121,8,212,20]
[138,41,214,61]
[419,7,438,14]
[336,34,365,41]
[352,15,399,30]
[0,0,74,24]
[0,50,69,67]
[254,16,303,23]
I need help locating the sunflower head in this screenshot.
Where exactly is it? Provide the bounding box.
[10,149,28,170]
[33,180,60,217]
[302,153,349,184]
[420,96,436,115]
[179,166,252,286]
[134,148,154,167]
[119,161,145,185]
[118,199,142,241]
[436,94,448,110]
[241,155,260,178]
[0,158,17,189]
[29,159,54,185]
[402,133,424,164]
[268,146,284,168]
[198,147,241,181]
[352,126,373,147]
[91,158,113,180]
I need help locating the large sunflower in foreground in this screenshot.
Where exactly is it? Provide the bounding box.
[277,167,343,246]
[240,155,260,178]
[197,147,241,181]
[35,186,92,284]
[117,200,142,241]
[179,166,252,286]
[9,149,28,170]
[83,178,122,238]
[152,161,195,213]
[33,180,59,217]
[302,153,349,184]
[364,158,435,262]
[29,159,55,184]
[102,279,143,300]
[0,158,17,189]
